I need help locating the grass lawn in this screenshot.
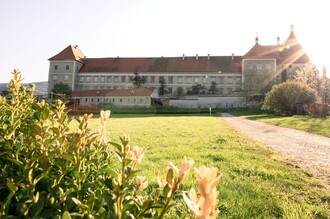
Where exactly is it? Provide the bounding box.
[71,114,330,218]
[231,111,330,137]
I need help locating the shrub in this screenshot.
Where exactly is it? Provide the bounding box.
[0,70,221,218]
[262,81,317,115]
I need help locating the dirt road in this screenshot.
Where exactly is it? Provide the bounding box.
[221,113,330,189]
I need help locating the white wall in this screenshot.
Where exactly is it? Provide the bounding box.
[169,96,246,108]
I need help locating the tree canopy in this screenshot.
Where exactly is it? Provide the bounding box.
[51,82,72,99]
[262,81,317,115]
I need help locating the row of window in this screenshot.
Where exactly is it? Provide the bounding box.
[53,75,69,81]
[83,97,149,103]
[75,75,242,84]
[247,63,273,70]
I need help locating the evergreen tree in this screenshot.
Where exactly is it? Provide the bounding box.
[131,71,145,88]
[158,76,167,95]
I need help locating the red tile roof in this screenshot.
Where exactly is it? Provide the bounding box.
[49,45,86,62]
[78,56,242,74]
[72,87,156,97]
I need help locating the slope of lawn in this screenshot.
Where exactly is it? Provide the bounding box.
[71,114,330,218]
[232,111,330,138]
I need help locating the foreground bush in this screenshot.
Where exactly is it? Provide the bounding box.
[262,81,317,115]
[0,70,220,218]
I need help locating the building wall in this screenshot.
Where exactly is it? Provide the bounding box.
[48,61,83,92]
[77,95,152,107]
[74,72,242,95]
[170,96,246,108]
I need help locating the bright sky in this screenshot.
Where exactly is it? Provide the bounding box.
[1,0,329,83]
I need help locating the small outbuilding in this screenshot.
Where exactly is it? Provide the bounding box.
[71,87,159,107]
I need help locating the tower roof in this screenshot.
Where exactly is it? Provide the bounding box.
[243,25,311,64]
[48,45,86,62]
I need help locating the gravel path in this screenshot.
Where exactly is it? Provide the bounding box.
[221,113,330,189]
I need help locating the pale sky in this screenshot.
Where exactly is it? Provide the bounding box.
[1,0,329,83]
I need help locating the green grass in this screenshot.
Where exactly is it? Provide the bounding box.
[232,112,330,137]
[70,114,330,218]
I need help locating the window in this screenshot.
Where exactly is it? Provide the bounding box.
[53,75,57,81]
[210,76,216,82]
[194,77,199,83]
[219,76,224,84]
[219,88,224,94]
[54,65,58,70]
[236,77,242,84]
[178,77,183,83]
[107,76,112,82]
[64,75,69,81]
[94,77,98,82]
[227,77,233,84]
[140,98,142,102]
[186,77,191,83]
[94,86,98,89]
[120,99,122,102]
[85,98,88,102]
[257,64,262,70]
[227,88,233,94]
[86,77,90,82]
[168,76,173,84]
[97,99,100,102]
[66,65,69,70]
[203,77,208,83]
[248,63,253,70]
[150,76,155,83]
[79,76,84,82]
[266,64,272,70]
[101,76,105,82]
[168,87,172,93]
[121,76,126,82]
[114,76,119,82]
[100,86,104,89]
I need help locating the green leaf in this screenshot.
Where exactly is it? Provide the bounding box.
[87,193,95,211]
[162,184,171,198]
[71,197,89,211]
[29,193,45,217]
[110,142,123,152]
[61,154,74,162]
[62,211,72,219]
[41,107,50,120]
[142,200,154,210]
[3,191,14,214]
[103,168,119,178]
[6,158,23,168]
[6,179,17,192]
[113,150,122,162]
[166,168,174,184]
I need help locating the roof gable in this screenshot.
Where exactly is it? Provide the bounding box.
[49,45,85,62]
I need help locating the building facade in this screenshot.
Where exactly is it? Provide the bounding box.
[48,26,310,101]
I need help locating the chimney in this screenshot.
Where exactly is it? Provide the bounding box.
[196,54,198,60]
[232,53,234,60]
[182,54,185,60]
[208,54,210,60]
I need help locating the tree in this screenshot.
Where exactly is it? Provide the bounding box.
[262,81,317,115]
[175,86,185,98]
[158,76,167,95]
[131,71,145,88]
[292,63,320,91]
[243,70,278,96]
[208,81,218,94]
[190,84,205,95]
[51,82,72,99]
